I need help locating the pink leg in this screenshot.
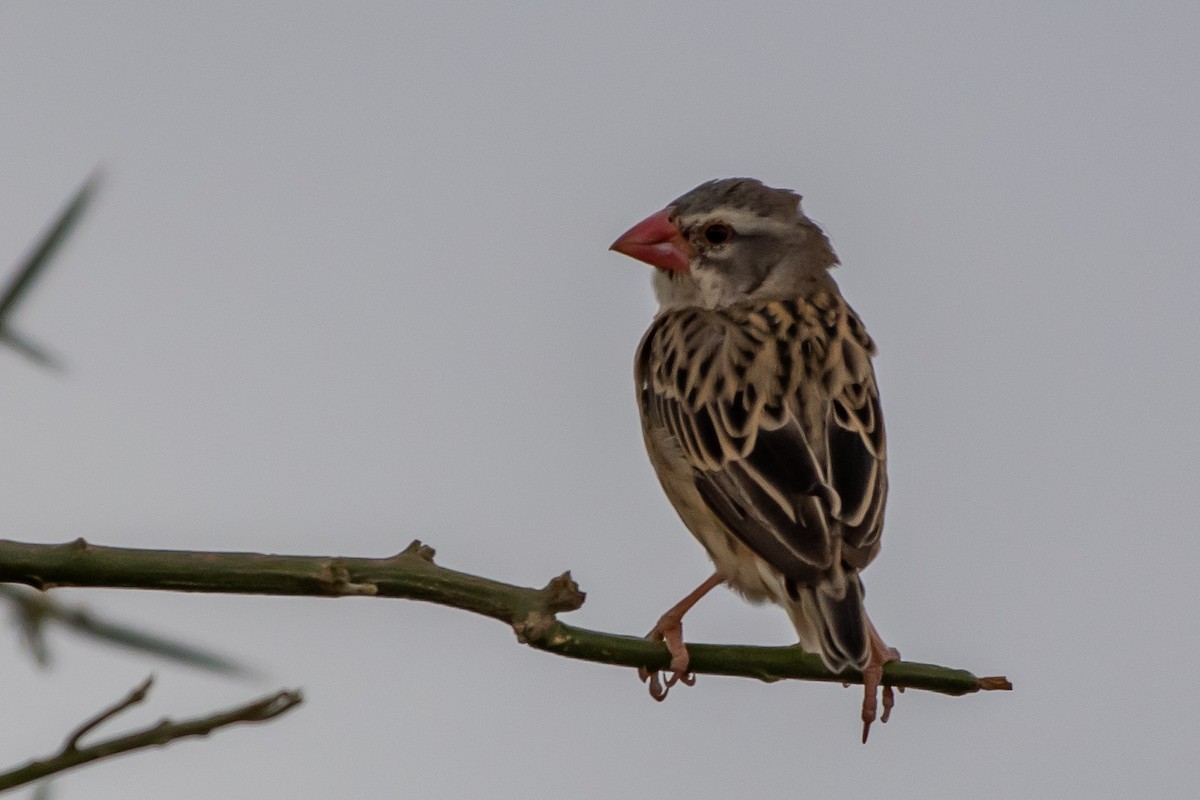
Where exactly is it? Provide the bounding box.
[860,617,901,743]
[639,573,724,701]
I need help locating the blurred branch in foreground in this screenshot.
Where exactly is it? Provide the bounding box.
[0,584,253,676]
[0,538,1012,696]
[0,172,102,370]
[0,675,302,792]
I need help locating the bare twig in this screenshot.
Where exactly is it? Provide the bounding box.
[0,676,302,793]
[65,676,154,751]
[0,537,1012,696]
[0,584,251,675]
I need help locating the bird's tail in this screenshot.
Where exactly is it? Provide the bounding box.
[786,569,870,674]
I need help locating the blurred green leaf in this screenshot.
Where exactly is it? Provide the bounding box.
[1,172,102,369]
[1,585,254,677]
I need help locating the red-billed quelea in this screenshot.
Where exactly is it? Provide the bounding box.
[610,178,899,742]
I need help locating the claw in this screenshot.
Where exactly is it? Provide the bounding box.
[640,667,668,701]
[640,615,694,701]
[636,573,724,702]
[880,684,896,724]
[860,624,901,743]
[861,662,883,743]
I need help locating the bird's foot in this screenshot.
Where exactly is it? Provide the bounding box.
[860,632,901,743]
[638,613,695,701]
[636,573,723,701]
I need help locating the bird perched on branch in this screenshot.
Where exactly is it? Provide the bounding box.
[611,178,898,742]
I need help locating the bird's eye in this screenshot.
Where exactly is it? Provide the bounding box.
[703,222,733,245]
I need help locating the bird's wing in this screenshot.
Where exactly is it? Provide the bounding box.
[0,173,101,320]
[636,295,886,583]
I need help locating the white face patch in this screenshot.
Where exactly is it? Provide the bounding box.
[692,262,736,309]
[651,265,732,311]
[652,269,699,311]
[652,201,819,313]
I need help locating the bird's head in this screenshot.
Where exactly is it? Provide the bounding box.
[610,178,838,310]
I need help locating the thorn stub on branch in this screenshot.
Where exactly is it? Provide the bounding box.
[540,571,586,614]
[318,562,378,597]
[270,690,303,711]
[512,612,552,644]
[512,574,584,644]
[750,671,784,684]
[395,540,436,563]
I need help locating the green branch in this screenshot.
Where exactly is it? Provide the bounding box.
[0,538,1011,696]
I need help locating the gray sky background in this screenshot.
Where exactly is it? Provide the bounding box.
[2,2,1198,797]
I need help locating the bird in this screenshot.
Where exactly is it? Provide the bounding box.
[1,173,101,370]
[610,177,899,742]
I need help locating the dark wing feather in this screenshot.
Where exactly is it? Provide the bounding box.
[825,313,888,566]
[638,296,886,582]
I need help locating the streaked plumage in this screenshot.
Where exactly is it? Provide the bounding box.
[612,178,898,741]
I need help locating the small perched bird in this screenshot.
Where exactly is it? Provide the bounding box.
[611,178,898,741]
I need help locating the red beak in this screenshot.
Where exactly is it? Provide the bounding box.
[609,209,691,274]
